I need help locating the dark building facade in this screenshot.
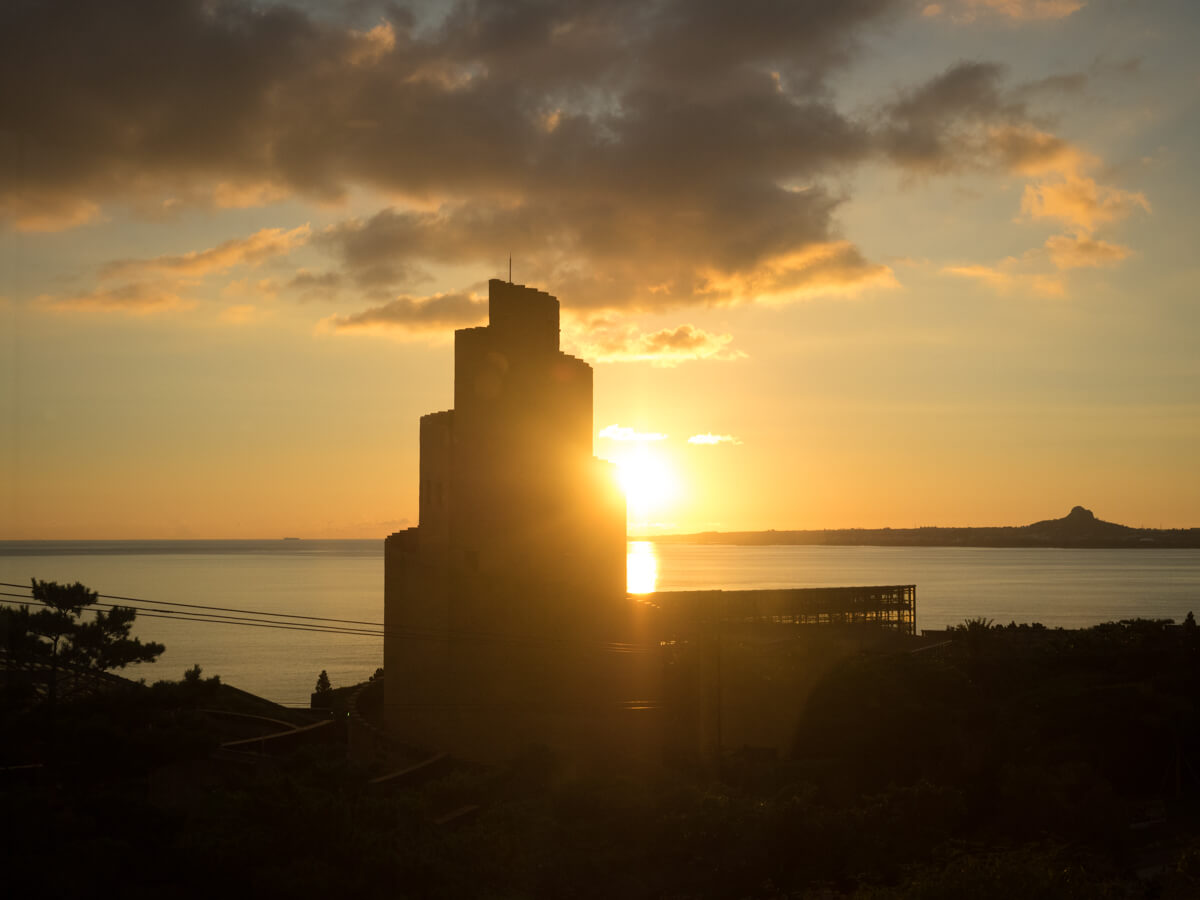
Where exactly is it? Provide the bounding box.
[384,280,650,760]
[382,279,917,763]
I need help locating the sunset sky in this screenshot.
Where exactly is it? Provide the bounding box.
[3,0,1198,538]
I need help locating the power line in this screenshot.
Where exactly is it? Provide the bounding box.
[0,581,385,628]
[0,581,649,648]
[0,594,385,638]
[0,588,658,652]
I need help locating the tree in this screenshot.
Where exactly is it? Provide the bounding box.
[315,670,332,694]
[27,579,163,703]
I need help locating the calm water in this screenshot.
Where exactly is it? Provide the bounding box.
[3,540,1199,705]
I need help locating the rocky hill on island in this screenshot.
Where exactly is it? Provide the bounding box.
[653,506,1200,549]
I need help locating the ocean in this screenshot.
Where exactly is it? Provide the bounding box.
[3,540,1199,706]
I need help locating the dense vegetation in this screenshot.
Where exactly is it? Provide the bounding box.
[5,618,1200,897]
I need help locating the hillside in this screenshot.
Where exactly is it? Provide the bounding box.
[652,506,1200,548]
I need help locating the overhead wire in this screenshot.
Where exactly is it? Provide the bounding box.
[1,584,665,711]
[0,580,385,627]
[0,592,387,638]
[0,583,658,652]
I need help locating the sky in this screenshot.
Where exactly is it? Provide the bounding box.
[2,0,1198,538]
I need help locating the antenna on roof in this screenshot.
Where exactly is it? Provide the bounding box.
[508,253,512,284]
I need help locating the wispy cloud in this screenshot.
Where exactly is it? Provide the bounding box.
[218,304,273,325]
[319,292,486,336]
[100,226,311,279]
[9,195,101,232]
[923,0,1084,22]
[1021,175,1150,233]
[599,425,669,442]
[1043,234,1132,270]
[879,61,1147,295]
[36,281,193,314]
[688,433,742,445]
[571,322,746,367]
[943,262,1065,297]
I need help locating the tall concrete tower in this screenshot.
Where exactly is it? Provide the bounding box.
[384,280,651,760]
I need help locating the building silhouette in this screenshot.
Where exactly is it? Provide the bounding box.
[384,279,648,760]
[381,279,917,764]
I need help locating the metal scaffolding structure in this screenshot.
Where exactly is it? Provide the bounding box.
[650,585,917,637]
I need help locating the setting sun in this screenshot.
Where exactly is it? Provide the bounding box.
[614,445,678,520]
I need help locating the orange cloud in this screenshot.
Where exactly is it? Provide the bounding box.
[101,226,311,279]
[319,292,486,336]
[346,22,396,67]
[37,281,192,314]
[211,182,292,210]
[218,304,273,324]
[1044,234,1132,269]
[8,195,102,232]
[1021,175,1150,232]
[220,277,281,301]
[688,433,742,445]
[570,322,746,367]
[924,0,1084,21]
[943,262,1065,297]
[698,242,897,304]
[988,125,1090,176]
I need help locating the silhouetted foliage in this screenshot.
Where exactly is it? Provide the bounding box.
[7,619,1200,898]
[2,580,163,705]
[27,578,163,670]
[315,669,332,694]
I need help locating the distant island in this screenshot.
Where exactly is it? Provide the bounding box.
[651,506,1200,549]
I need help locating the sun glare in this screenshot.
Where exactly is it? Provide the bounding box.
[615,446,677,518]
[627,540,658,594]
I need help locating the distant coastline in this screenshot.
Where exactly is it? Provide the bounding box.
[649,506,1200,549]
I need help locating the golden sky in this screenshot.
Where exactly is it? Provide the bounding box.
[2,0,1198,537]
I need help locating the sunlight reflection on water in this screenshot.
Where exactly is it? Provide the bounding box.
[5,541,1199,704]
[627,540,658,593]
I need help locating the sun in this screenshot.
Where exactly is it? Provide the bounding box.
[615,445,677,519]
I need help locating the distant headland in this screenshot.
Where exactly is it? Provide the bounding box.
[652,506,1200,549]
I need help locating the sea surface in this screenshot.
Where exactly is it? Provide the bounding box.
[3,540,1199,706]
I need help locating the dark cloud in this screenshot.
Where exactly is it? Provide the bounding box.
[287,270,343,301]
[2,0,900,307]
[878,62,1024,171]
[1,0,888,213]
[875,61,1110,179]
[4,0,1118,313]
[1018,72,1088,96]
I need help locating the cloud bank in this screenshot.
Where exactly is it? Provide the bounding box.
[3,0,1145,323]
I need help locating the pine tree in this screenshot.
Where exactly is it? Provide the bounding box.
[26,579,163,703]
